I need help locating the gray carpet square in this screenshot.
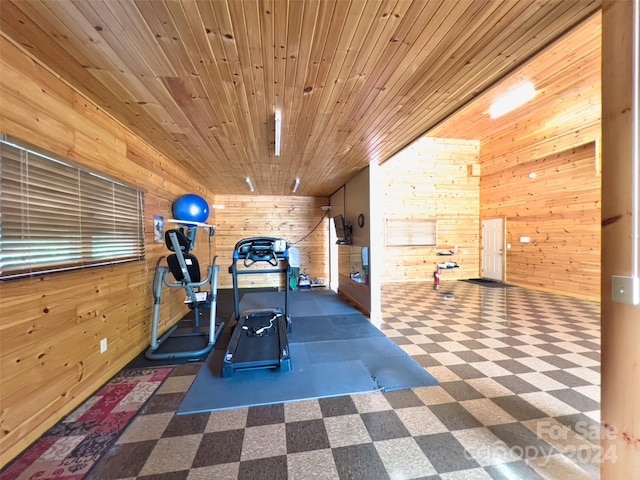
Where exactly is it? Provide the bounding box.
[332,443,389,480]
[161,412,209,438]
[494,347,531,359]
[383,389,424,409]
[319,396,358,417]
[238,455,288,480]
[542,370,593,388]
[488,423,557,458]
[414,432,480,473]
[426,334,455,343]
[428,403,484,431]
[440,381,484,401]
[548,389,600,412]
[493,375,539,394]
[490,396,547,421]
[447,363,486,379]
[494,359,535,374]
[419,343,448,353]
[192,430,244,467]
[535,343,573,355]
[538,355,581,369]
[454,350,493,363]
[361,411,411,441]
[247,404,285,427]
[286,419,330,453]
[412,354,443,368]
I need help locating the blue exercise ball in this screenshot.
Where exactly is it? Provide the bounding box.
[172,194,210,223]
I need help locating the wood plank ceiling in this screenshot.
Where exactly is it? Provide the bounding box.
[0,0,601,196]
[428,11,601,148]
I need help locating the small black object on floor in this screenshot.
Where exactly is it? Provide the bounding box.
[463,278,515,288]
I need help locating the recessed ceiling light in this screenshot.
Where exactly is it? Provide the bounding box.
[274,111,282,156]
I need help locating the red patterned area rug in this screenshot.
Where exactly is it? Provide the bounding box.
[1,367,173,480]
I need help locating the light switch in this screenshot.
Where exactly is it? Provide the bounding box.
[612,276,640,305]
[520,237,530,243]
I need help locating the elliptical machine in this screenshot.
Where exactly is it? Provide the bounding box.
[221,237,292,377]
[146,224,224,360]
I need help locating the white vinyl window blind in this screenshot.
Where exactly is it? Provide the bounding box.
[0,135,145,279]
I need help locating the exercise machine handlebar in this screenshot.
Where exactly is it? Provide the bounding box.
[229,237,291,322]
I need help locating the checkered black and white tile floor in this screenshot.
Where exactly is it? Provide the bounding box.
[87,281,601,479]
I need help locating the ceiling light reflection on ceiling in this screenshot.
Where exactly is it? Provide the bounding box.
[490,82,536,119]
[275,111,282,156]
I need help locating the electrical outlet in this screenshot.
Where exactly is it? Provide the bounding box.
[100,338,108,353]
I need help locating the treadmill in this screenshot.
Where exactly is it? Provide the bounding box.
[222,237,292,377]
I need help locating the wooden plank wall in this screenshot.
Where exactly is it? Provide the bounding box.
[0,36,214,466]
[0,37,330,467]
[428,13,602,300]
[476,83,601,301]
[482,143,601,299]
[600,2,640,476]
[379,137,481,284]
[212,194,330,290]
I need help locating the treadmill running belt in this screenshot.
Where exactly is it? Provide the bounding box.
[232,313,280,364]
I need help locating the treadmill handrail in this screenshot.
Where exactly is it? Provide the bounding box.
[229,237,291,322]
[232,237,289,267]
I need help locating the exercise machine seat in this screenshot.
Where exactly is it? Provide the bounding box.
[165,229,202,284]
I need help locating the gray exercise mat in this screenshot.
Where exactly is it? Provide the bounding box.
[178,291,439,414]
[178,345,380,414]
[237,290,361,317]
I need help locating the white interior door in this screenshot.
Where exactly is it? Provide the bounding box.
[482,218,505,281]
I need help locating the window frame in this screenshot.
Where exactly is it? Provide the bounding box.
[385,218,437,247]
